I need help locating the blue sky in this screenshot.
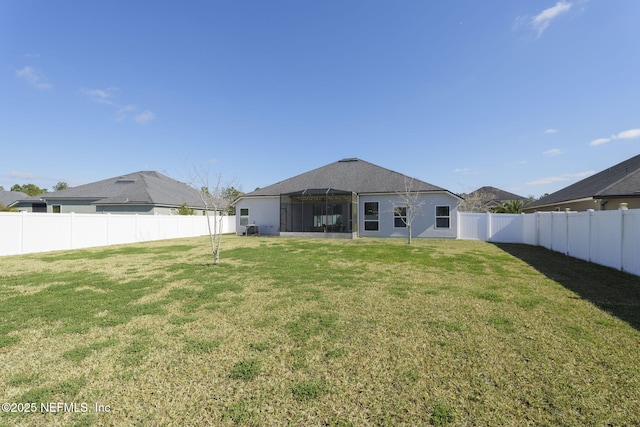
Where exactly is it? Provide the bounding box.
[2,0,639,197]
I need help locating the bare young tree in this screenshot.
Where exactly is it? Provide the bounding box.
[185,166,234,266]
[457,190,498,213]
[391,177,427,245]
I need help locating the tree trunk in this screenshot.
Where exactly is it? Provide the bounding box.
[407,224,412,245]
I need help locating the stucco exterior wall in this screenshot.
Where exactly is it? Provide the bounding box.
[235,193,460,239]
[235,197,281,236]
[358,192,458,239]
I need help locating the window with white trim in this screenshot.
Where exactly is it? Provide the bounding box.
[435,206,450,228]
[364,202,379,231]
[240,208,249,226]
[393,206,407,228]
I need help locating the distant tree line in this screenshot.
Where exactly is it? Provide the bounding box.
[0,182,69,196]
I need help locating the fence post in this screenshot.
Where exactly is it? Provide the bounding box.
[587,209,593,262]
[20,211,26,254]
[550,212,556,251]
[69,212,75,250]
[565,209,570,256]
[486,212,492,241]
[620,207,626,272]
[534,212,540,246]
[106,213,111,245]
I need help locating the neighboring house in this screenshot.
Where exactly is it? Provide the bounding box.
[11,171,210,215]
[462,186,527,212]
[232,158,462,238]
[524,154,640,212]
[0,190,28,209]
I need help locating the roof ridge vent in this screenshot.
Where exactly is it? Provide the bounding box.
[339,158,359,162]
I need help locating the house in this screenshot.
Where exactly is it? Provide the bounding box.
[461,186,527,212]
[232,158,462,238]
[524,154,640,212]
[11,171,210,215]
[0,190,28,209]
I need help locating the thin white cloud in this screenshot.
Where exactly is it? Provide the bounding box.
[116,105,136,122]
[9,171,41,180]
[515,2,574,38]
[543,148,563,156]
[81,87,154,125]
[527,170,595,185]
[590,128,640,146]
[532,1,573,37]
[135,110,156,125]
[453,168,476,175]
[80,87,119,106]
[16,66,51,89]
[509,160,528,167]
[544,129,559,134]
[616,128,640,140]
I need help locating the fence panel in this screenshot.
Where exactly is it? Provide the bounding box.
[457,209,639,277]
[488,214,523,243]
[108,214,139,245]
[0,212,235,256]
[0,213,24,256]
[550,212,569,254]
[622,210,640,276]
[566,212,591,261]
[522,214,538,245]
[22,213,72,254]
[589,210,623,270]
[72,214,109,249]
[537,213,553,250]
[457,213,487,240]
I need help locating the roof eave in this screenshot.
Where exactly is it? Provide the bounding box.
[525,196,595,210]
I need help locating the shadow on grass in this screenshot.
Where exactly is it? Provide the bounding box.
[493,243,640,331]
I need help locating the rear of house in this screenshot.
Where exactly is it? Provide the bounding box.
[233,158,461,239]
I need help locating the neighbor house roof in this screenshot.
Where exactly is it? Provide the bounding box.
[526,154,640,209]
[468,186,526,201]
[0,190,28,207]
[242,158,459,198]
[30,171,207,208]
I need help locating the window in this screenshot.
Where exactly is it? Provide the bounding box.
[394,206,407,228]
[52,205,61,213]
[364,202,379,231]
[240,208,249,226]
[435,206,450,228]
[32,203,47,213]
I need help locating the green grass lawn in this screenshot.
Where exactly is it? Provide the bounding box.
[0,236,639,426]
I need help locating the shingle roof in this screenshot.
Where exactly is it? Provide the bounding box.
[526,154,640,208]
[40,171,207,208]
[243,158,454,197]
[468,186,526,201]
[0,190,28,207]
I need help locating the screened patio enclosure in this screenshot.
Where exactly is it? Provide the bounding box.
[280,189,357,234]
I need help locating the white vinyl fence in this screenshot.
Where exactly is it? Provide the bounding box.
[0,212,236,256]
[458,209,640,277]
